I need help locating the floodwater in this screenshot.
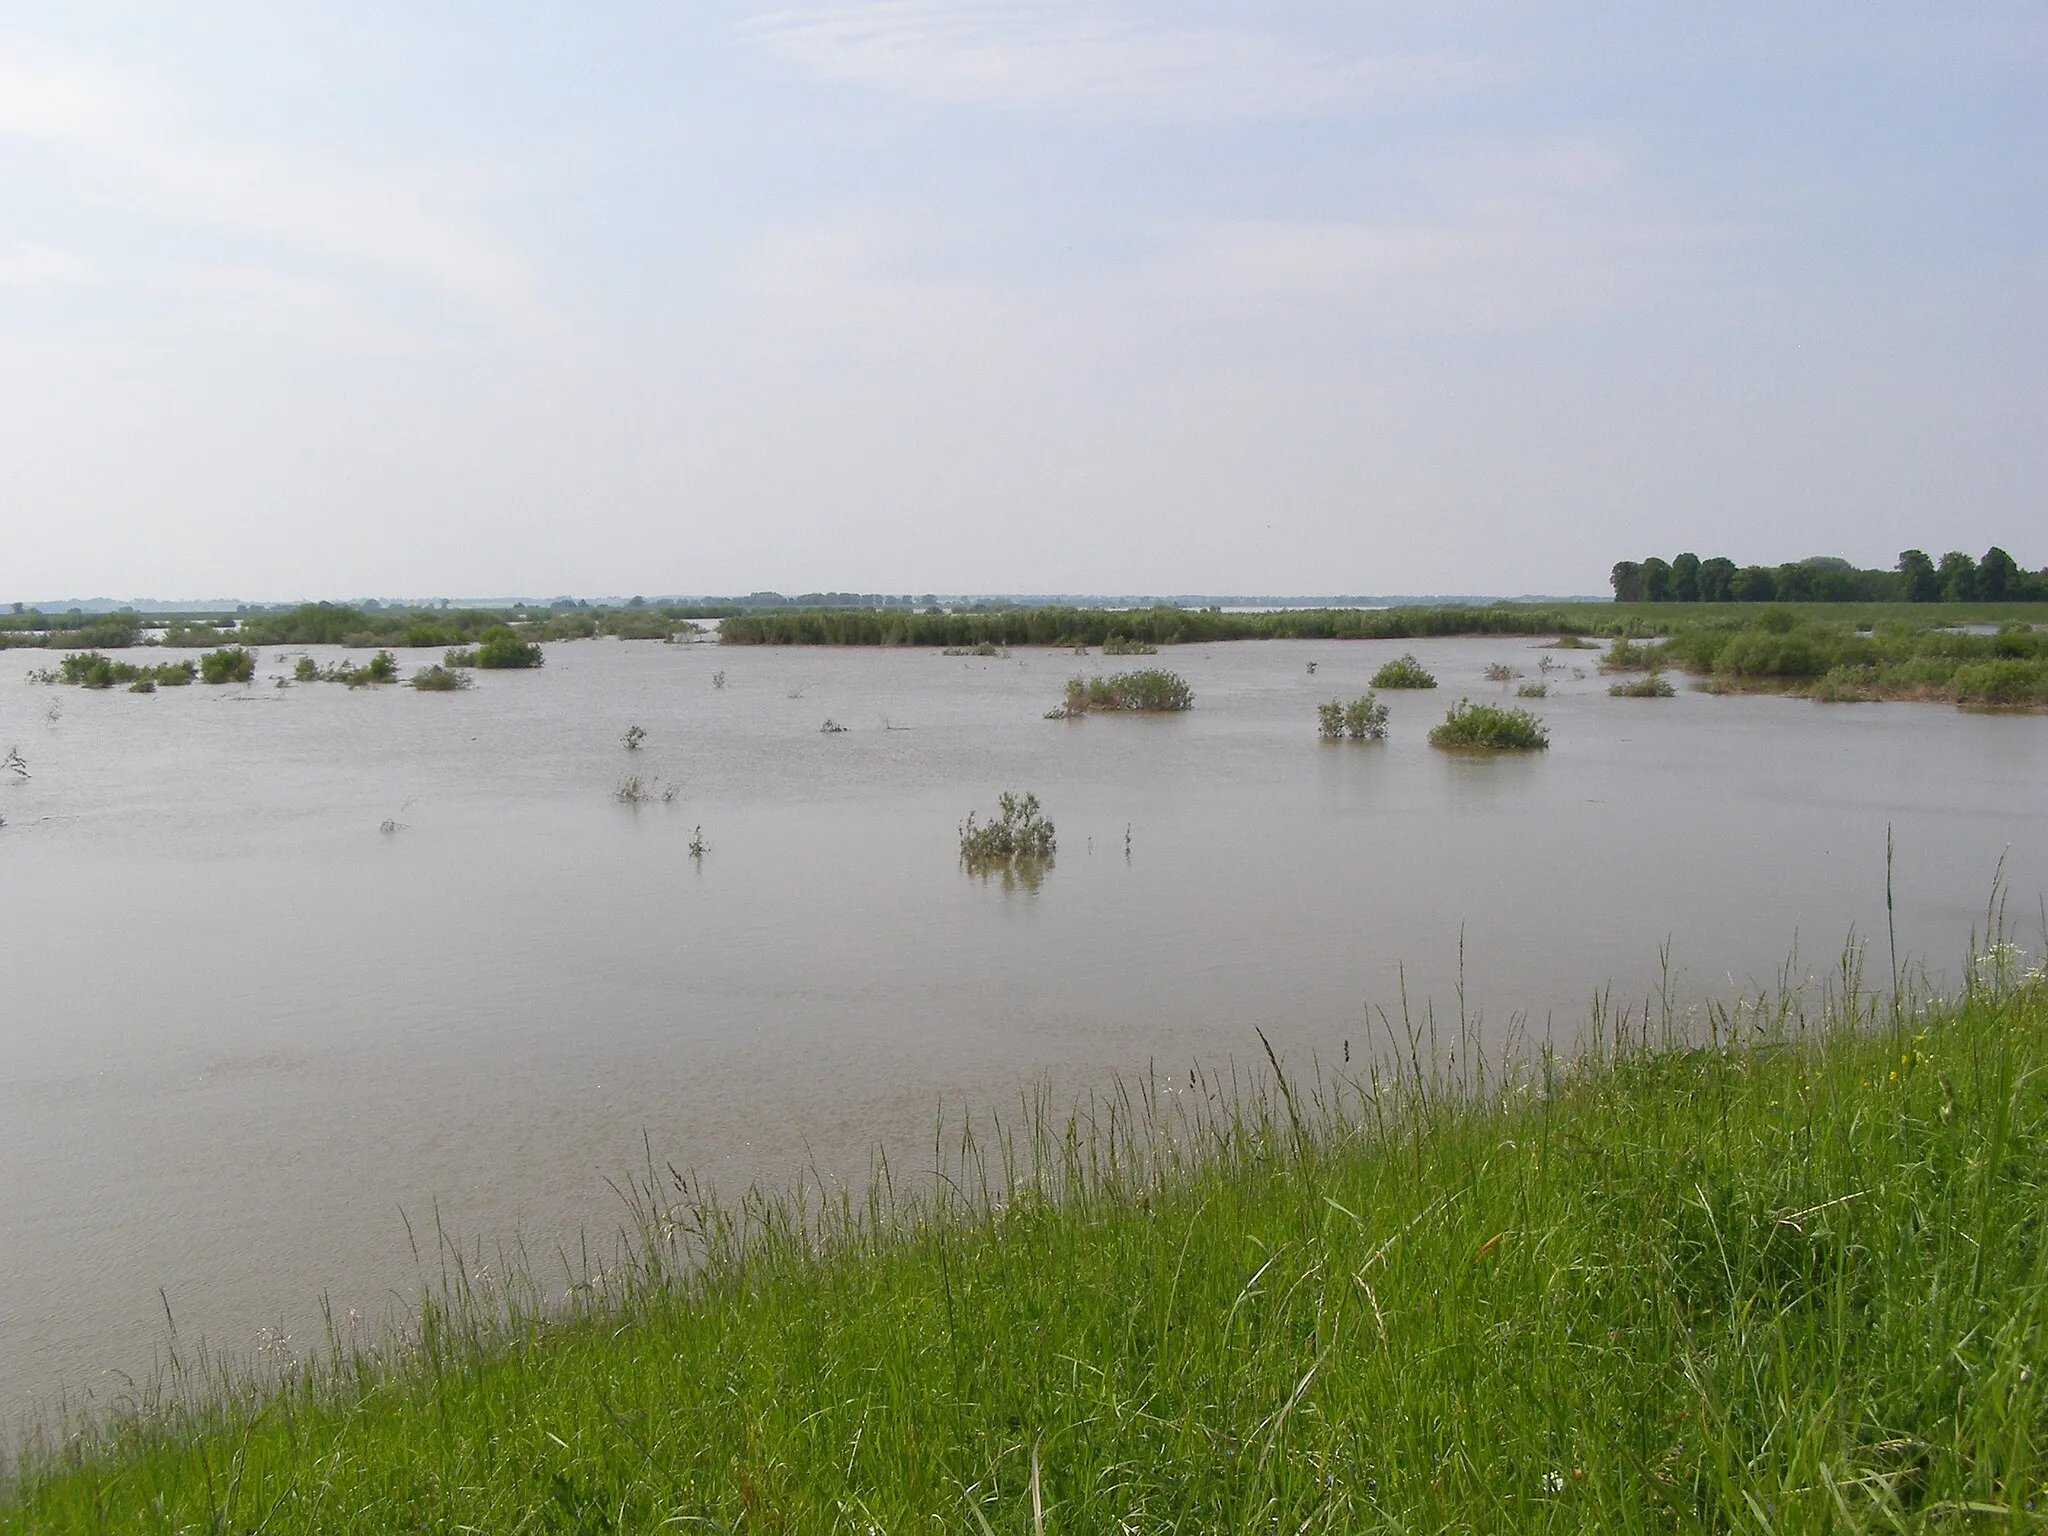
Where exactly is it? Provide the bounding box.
[2,634,2044,1430]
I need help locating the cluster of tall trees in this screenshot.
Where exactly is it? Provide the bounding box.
[1611,548,2045,604]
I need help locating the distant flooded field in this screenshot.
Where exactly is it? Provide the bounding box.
[2,634,2044,1427]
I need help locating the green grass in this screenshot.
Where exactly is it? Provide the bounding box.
[1061,669,1194,714]
[1369,653,1437,689]
[1428,698,1550,749]
[9,945,2048,1532]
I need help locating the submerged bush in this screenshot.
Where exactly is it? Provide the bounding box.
[1317,694,1389,740]
[1608,672,1676,698]
[1370,653,1436,689]
[443,646,480,668]
[959,791,1057,871]
[1101,635,1159,656]
[1516,681,1548,698]
[1428,699,1550,750]
[942,642,1008,658]
[1482,661,1515,682]
[197,647,258,684]
[409,665,473,692]
[1062,670,1193,714]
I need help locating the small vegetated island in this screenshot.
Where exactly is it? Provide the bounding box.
[1429,699,1550,750]
[1053,668,1193,717]
[958,790,1056,890]
[1317,693,1389,739]
[1369,652,1437,689]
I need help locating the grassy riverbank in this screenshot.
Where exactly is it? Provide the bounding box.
[10,952,2048,1532]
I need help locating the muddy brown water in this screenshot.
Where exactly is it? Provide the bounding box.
[2,635,2044,1431]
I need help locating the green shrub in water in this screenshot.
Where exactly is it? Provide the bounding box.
[56,653,197,689]
[410,665,473,692]
[1061,670,1193,714]
[1428,698,1549,750]
[475,627,544,669]
[198,646,258,684]
[1317,694,1389,740]
[1101,634,1158,656]
[1369,653,1436,689]
[1608,672,1675,698]
[958,791,1057,868]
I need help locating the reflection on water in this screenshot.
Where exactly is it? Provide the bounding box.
[1,635,2043,1425]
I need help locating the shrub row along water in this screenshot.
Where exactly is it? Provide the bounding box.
[8,949,2046,1530]
[1635,612,2048,707]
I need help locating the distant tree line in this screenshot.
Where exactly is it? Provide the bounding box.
[1610,548,2047,604]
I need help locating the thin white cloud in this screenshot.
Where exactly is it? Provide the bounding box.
[1153,214,1697,333]
[0,35,556,339]
[738,2,1496,119]
[0,241,97,293]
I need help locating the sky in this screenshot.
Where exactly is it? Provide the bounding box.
[0,2,2042,600]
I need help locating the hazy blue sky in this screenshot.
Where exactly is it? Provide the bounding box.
[2,3,2042,598]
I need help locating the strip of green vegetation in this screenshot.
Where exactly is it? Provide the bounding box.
[1060,669,1194,714]
[1646,612,2048,707]
[1429,698,1550,749]
[33,653,195,689]
[292,652,398,687]
[722,604,1578,647]
[9,954,2047,1531]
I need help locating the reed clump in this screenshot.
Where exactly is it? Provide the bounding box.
[1101,634,1158,655]
[1370,653,1437,689]
[9,948,2048,1531]
[1060,670,1193,714]
[1428,698,1550,750]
